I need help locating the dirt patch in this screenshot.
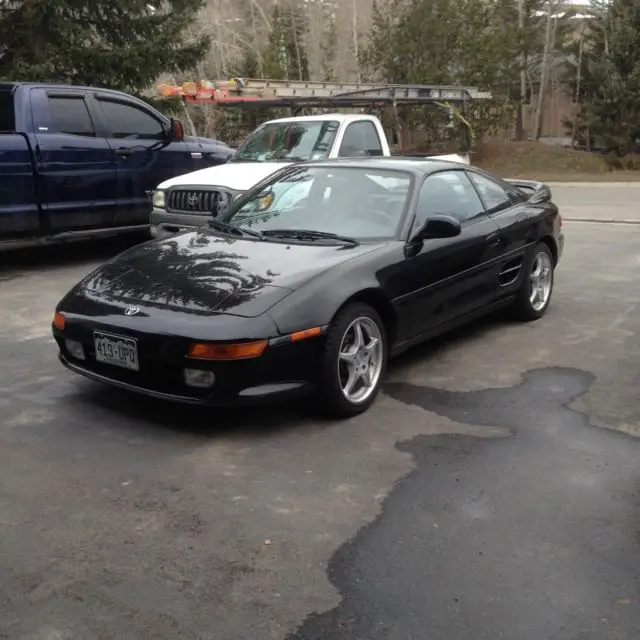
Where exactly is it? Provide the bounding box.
[472,140,640,182]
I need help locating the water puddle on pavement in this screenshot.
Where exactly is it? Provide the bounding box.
[288,367,640,640]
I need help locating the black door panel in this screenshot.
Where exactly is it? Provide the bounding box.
[397,170,505,337]
[402,216,503,337]
[466,169,537,296]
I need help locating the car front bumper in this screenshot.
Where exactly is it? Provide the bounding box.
[59,354,313,406]
[150,208,211,239]
[557,229,565,263]
[54,323,326,407]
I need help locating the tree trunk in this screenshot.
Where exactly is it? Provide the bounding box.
[515,0,526,140]
[351,0,361,83]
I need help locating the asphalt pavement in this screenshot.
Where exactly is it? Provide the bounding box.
[1,185,639,640]
[549,181,640,222]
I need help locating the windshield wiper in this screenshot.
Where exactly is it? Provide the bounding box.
[266,155,308,163]
[207,219,263,239]
[229,155,308,163]
[228,157,263,163]
[262,229,359,246]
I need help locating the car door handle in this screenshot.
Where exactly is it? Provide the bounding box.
[114,147,133,157]
[487,233,502,246]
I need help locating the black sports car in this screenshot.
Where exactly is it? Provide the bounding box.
[52,158,564,418]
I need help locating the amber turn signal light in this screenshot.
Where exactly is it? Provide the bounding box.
[290,327,322,342]
[187,340,268,360]
[52,312,66,331]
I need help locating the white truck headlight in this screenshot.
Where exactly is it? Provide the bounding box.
[152,189,166,209]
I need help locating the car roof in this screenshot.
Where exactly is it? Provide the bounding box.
[265,113,380,125]
[298,156,471,176]
[3,81,138,101]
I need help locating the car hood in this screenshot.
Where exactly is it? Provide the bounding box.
[158,161,291,191]
[77,231,382,318]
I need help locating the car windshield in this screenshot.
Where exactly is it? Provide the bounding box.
[233,120,340,162]
[224,166,413,242]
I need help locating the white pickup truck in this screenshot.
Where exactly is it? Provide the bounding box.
[150,112,469,239]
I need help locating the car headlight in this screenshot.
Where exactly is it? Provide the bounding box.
[257,193,274,211]
[152,190,166,209]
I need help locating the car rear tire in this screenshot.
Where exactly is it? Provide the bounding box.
[317,303,387,418]
[512,242,554,321]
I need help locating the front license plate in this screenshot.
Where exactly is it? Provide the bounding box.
[93,331,139,371]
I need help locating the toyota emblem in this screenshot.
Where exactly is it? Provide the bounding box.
[124,305,140,316]
[188,193,199,207]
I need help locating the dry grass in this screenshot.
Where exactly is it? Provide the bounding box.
[472,140,640,182]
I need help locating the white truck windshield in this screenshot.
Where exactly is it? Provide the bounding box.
[233,120,340,162]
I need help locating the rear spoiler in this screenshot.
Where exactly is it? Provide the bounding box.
[504,178,552,204]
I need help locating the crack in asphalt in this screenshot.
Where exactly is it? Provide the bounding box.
[287,367,640,640]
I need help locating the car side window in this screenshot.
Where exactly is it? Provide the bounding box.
[338,121,383,157]
[467,172,512,213]
[0,89,15,131]
[97,98,165,140]
[47,96,96,137]
[414,171,484,229]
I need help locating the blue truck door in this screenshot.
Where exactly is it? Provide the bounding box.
[0,86,41,239]
[91,93,200,226]
[30,88,118,232]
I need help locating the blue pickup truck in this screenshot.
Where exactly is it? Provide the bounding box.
[0,82,234,249]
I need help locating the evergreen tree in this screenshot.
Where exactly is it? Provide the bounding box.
[363,0,524,139]
[0,0,209,94]
[363,0,550,91]
[576,0,640,154]
[263,2,309,81]
[362,0,566,140]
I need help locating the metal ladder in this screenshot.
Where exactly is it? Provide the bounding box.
[157,78,492,104]
[218,78,491,100]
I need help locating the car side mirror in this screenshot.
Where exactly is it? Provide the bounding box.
[414,214,461,240]
[168,118,185,141]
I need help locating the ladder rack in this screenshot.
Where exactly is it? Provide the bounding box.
[157,77,492,108]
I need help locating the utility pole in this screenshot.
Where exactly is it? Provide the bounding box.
[533,3,556,141]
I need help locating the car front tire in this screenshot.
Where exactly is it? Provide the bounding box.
[317,302,387,418]
[513,242,555,321]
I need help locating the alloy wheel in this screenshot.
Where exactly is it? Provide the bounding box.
[337,316,384,404]
[529,251,553,312]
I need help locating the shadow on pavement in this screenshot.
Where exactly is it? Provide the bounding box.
[57,309,518,441]
[387,308,513,373]
[0,233,148,273]
[68,381,327,441]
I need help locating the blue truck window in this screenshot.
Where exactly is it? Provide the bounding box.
[48,96,96,137]
[0,90,15,131]
[97,99,164,140]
